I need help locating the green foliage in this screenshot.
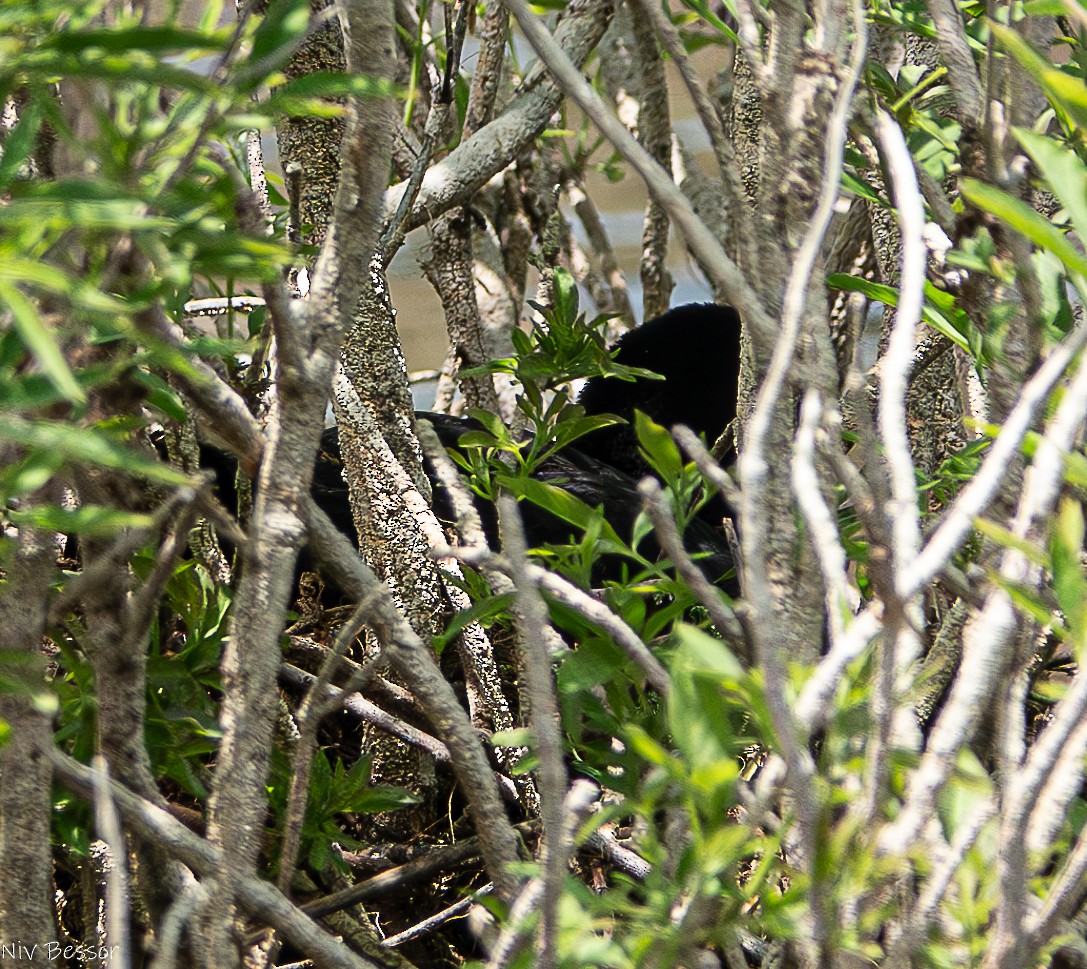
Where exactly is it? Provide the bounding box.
[267,751,420,876]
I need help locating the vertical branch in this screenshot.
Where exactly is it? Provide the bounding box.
[202,0,397,958]
[0,500,58,948]
[498,495,567,969]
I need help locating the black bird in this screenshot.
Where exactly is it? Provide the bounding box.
[203,302,743,590]
[423,302,742,587]
[575,302,741,480]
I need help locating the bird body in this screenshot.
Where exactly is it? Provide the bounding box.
[198,302,744,591]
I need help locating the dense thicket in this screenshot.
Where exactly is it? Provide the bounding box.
[3,1,1087,968]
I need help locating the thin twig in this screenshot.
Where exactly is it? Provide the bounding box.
[92,756,131,969]
[498,494,568,969]
[901,320,1087,598]
[384,883,494,947]
[791,391,853,650]
[637,477,747,654]
[50,750,390,969]
[277,608,381,894]
[278,663,453,766]
[497,0,775,339]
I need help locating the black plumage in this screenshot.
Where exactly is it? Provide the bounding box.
[198,302,743,592]
[575,303,741,479]
[421,302,742,588]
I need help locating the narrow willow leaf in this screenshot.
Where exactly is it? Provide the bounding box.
[961,179,1087,279]
[0,281,85,403]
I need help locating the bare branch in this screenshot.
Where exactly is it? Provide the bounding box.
[902,320,1087,598]
[49,749,392,969]
[498,494,567,969]
[302,495,524,900]
[498,0,776,339]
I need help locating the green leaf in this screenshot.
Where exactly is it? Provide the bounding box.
[826,274,972,352]
[40,25,231,54]
[974,517,1048,564]
[0,417,194,487]
[265,71,396,111]
[464,408,508,440]
[552,266,579,327]
[0,97,43,192]
[7,504,156,537]
[0,281,86,404]
[672,622,744,680]
[962,179,1087,279]
[492,727,534,747]
[841,170,883,204]
[1064,451,1087,489]
[500,473,623,547]
[129,370,188,422]
[1014,128,1087,246]
[24,53,220,96]
[634,411,683,481]
[990,22,1087,131]
[433,592,516,655]
[236,0,310,90]
[668,624,744,771]
[678,0,740,43]
[1050,498,1087,638]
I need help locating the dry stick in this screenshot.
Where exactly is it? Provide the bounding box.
[148,870,207,969]
[730,3,866,961]
[277,603,381,895]
[992,350,1087,964]
[863,109,928,825]
[302,494,523,901]
[91,756,131,969]
[881,347,1087,863]
[624,0,730,179]
[496,0,775,341]
[792,609,884,732]
[384,883,494,947]
[485,782,599,969]
[1027,712,1087,856]
[49,749,392,969]
[497,494,568,969]
[380,62,453,264]
[202,0,396,956]
[1026,824,1087,956]
[439,541,672,694]
[566,181,636,328]
[925,0,986,121]
[791,391,853,651]
[384,0,613,236]
[637,477,746,653]
[873,107,926,660]
[671,425,743,507]
[48,485,200,624]
[528,564,671,691]
[298,821,538,924]
[279,663,452,766]
[584,827,652,881]
[182,295,267,317]
[884,799,996,969]
[900,317,1087,598]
